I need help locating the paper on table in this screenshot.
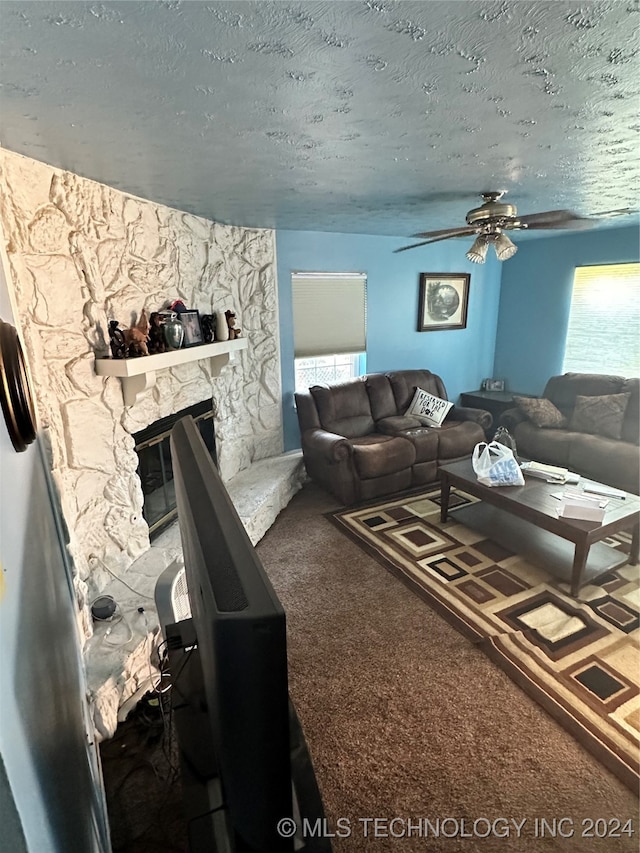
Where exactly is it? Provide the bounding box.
[583,483,626,499]
[562,489,609,508]
[521,461,580,484]
[554,487,609,521]
[551,491,608,507]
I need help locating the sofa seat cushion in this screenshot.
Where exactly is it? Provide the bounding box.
[396,427,440,463]
[350,434,415,479]
[513,421,575,467]
[376,415,424,434]
[376,417,440,463]
[568,433,639,494]
[436,420,485,460]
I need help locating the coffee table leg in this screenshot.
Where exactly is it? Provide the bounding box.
[571,540,590,598]
[630,522,639,565]
[440,475,450,523]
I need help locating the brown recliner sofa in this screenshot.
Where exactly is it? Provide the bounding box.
[295,369,492,505]
[500,373,639,495]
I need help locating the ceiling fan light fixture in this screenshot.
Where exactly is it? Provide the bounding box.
[466,235,489,264]
[494,232,518,261]
[396,191,598,257]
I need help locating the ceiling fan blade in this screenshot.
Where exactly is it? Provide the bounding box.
[588,207,639,219]
[394,232,473,253]
[411,225,477,239]
[517,210,597,230]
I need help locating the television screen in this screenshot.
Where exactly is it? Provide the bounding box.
[159,415,330,852]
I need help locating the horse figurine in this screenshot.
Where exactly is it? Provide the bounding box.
[122,309,150,357]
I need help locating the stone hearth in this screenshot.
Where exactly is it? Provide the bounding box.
[86,450,306,740]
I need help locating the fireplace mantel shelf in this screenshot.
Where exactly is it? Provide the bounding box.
[95,338,247,405]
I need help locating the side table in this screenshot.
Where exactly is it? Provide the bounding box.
[459,390,529,437]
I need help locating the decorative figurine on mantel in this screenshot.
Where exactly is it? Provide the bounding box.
[108,321,127,359]
[215,309,229,342]
[160,311,184,349]
[148,312,167,354]
[123,309,150,356]
[225,310,242,340]
[201,314,215,344]
[107,309,150,358]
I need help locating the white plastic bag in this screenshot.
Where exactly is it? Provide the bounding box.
[471,441,525,487]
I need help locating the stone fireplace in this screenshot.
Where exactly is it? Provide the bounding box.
[133,398,216,537]
[0,148,304,735]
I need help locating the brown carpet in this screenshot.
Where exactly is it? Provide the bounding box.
[102,482,639,852]
[100,694,187,852]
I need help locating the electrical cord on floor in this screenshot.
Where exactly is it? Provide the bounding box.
[102,643,192,849]
[103,707,184,853]
[101,612,134,647]
[158,644,197,784]
[90,553,156,600]
[148,643,180,782]
[90,594,134,647]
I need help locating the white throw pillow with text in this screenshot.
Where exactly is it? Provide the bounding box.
[406,387,453,427]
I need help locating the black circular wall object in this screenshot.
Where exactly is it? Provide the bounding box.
[0,318,37,452]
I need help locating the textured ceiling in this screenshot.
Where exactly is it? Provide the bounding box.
[1,1,639,238]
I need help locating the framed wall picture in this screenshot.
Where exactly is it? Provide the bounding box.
[0,318,37,452]
[179,310,204,347]
[481,378,506,392]
[417,273,470,332]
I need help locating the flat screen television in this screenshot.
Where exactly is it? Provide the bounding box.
[155,415,330,853]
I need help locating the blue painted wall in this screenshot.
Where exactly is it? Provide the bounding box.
[276,230,503,450]
[493,224,639,395]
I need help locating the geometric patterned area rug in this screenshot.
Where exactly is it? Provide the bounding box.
[329,486,640,792]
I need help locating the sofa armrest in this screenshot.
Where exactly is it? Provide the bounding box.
[448,405,493,432]
[301,428,352,463]
[499,407,528,431]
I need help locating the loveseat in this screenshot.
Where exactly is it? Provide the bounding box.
[295,369,492,505]
[499,373,639,495]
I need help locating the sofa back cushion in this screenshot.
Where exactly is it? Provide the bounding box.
[513,395,567,428]
[620,378,640,445]
[294,390,321,432]
[365,373,397,421]
[309,379,375,437]
[544,373,626,418]
[568,392,631,440]
[386,370,448,414]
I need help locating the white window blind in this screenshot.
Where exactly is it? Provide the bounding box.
[563,263,640,376]
[292,272,367,358]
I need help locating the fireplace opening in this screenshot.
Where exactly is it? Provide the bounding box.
[133,399,216,538]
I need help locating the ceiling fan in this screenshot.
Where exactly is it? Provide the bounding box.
[395,191,601,263]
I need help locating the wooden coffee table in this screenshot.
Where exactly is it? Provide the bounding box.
[438,459,639,597]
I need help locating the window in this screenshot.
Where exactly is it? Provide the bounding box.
[292,272,367,391]
[563,263,640,376]
[294,353,366,394]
